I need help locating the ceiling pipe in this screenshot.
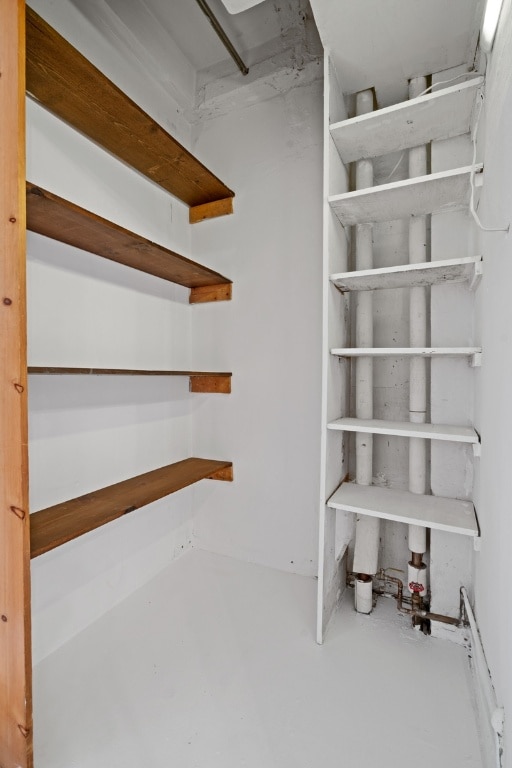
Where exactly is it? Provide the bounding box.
[194,0,249,75]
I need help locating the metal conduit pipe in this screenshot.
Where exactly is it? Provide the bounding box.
[352,89,379,614]
[408,76,428,605]
[195,0,249,75]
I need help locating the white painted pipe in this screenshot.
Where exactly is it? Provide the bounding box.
[353,89,380,599]
[408,77,428,558]
[355,577,373,614]
[407,561,427,597]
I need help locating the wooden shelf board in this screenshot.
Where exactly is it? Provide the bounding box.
[26,7,234,214]
[327,482,478,537]
[330,78,483,164]
[330,256,482,292]
[328,165,482,226]
[26,183,232,294]
[327,417,478,443]
[30,458,233,558]
[331,347,481,358]
[28,368,232,393]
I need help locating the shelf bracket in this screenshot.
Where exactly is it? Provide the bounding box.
[469,258,483,292]
[189,283,232,304]
[189,197,234,224]
[472,441,482,458]
[189,374,231,394]
[470,352,482,368]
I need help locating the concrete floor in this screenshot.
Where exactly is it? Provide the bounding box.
[33,549,482,767]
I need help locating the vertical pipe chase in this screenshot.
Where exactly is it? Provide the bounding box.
[353,89,379,612]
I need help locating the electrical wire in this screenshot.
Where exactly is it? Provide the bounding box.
[417,71,483,98]
[470,91,510,233]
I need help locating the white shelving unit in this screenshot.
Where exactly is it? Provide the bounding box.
[327,417,479,445]
[327,483,478,538]
[329,165,483,227]
[317,56,483,643]
[331,347,481,366]
[330,256,483,292]
[330,78,484,164]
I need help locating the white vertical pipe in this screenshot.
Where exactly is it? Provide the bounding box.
[408,76,428,558]
[353,89,380,594]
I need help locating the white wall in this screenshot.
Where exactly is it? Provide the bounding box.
[473,2,512,764]
[189,76,324,577]
[27,1,199,662]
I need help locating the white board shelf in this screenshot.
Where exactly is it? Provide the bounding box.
[327,417,479,445]
[327,483,478,537]
[329,165,483,227]
[331,347,481,366]
[330,78,484,164]
[330,256,482,292]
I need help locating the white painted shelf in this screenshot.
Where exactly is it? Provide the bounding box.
[330,256,482,292]
[327,483,478,537]
[331,347,481,366]
[329,165,483,226]
[327,417,479,445]
[330,78,484,164]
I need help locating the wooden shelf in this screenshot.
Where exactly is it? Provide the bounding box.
[26,7,234,221]
[327,417,479,445]
[330,256,482,292]
[30,458,233,558]
[26,183,232,301]
[27,367,232,394]
[330,78,483,164]
[331,347,481,366]
[329,165,482,226]
[327,483,478,537]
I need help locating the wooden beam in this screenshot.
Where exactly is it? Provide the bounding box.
[207,465,233,482]
[0,2,33,766]
[189,197,234,224]
[189,283,232,304]
[189,375,231,394]
[26,183,232,290]
[26,8,234,210]
[30,458,233,559]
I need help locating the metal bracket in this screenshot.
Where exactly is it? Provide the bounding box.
[470,352,482,368]
[473,536,481,552]
[472,441,482,458]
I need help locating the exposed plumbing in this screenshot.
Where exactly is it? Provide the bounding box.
[374,570,462,628]
[195,0,249,75]
[353,88,380,615]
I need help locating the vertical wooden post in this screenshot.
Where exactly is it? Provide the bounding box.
[0,2,33,767]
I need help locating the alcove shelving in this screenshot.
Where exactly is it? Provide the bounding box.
[26,6,235,224]
[28,367,232,394]
[30,458,233,559]
[26,183,232,303]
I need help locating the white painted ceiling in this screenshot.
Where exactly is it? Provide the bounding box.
[309,0,485,106]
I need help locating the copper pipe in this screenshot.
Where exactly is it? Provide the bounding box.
[411,551,423,568]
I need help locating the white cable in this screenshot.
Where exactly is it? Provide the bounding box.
[417,71,483,98]
[470,91,510,233]
[381,151,405,183]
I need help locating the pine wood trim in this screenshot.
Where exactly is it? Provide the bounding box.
[189,375,231,394]
[189,197,234,224]
[0,2,33,766]
[189,283,232,304]
[26,8,234,211]
[26,183,232,290]
[30,458,233,559]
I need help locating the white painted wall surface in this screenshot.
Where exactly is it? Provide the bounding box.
[27,2,199,662]
[472,2,512,764]
[190,75,324,577]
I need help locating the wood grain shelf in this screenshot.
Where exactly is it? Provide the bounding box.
[330,256,483,292]
[327,482,478,537]
[26,183,232,300]
[330,78,483,164]
[328,165,483,227]
[26,7,234,221]
[27,367,232,394]
[30,458,233,558]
